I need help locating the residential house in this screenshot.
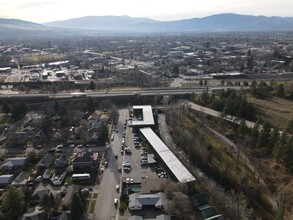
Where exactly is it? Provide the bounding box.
[1,157,28,173]
[6,132,30,147]
[42,169,53,180]
[89,120,102,132]
[36,154,54,170]
[128,192,166,211]
[72,152,98,170]
[31,188,53,204]
[12,171,30,186]
[0,175,14,188]
[34,129,49,145]
[54,154,68,168]
[99,113,110,123]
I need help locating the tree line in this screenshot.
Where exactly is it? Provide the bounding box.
[1,101,27,120]
[194,88,256,121]
[239,118,293,172]
[251,80,293,99]
[0,185,87,220]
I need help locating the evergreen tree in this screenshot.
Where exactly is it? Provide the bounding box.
[251,121,260,142]
[286,119,293,134]
[89,81,96,90]
[276,83,285,97]
[240,63,245,72]
[238,118,248,135]
[98,123,109,145]
[41,192,55,220]
[54,101,59,114]
[269,128,280,150]
[11,102,27,120]
[2,101,11,114]
[273,132,288,161]
[71,192,86,220]
[199,79,203,86]
[2,185,25,220]
[59,107,69,127]
[256,128,267,148]
[283,136,293,171]
[204,79,207,86]
[87,97,95,114]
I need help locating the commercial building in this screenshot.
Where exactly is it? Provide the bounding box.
[131,105,155,131]
[140,127,196,184]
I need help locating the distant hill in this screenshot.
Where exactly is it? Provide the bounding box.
[0,18,47,30]
[44,15,159,31]
[137,13,293,32]
[0,18,81,39]
[1,13,293,38]
[44,13,293,32]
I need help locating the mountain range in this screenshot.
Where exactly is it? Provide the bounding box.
[1,13,293,37]
[43,14,293,32]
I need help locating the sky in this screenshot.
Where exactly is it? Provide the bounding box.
[0,0,292,23]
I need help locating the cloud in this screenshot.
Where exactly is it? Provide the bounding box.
[15,1,56,9]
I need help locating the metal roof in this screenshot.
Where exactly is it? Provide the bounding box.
[140,127,196,183]
[132,105,155,126]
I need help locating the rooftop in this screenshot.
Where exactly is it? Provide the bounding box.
[132,105,155,126]
[140,127,196,183]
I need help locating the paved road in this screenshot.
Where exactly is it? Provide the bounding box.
[187,101,256,129]
[0,86,246,101]
[94,108,160,220]
[170,78,183,88]
[94,109,127,220]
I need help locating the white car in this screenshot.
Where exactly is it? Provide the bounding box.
[116,184,120,192]
[123,160,130,166]
[67,144,75,148]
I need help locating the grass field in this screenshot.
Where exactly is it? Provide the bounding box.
[247,94,293,130]
[88,199,96,213]
[20,54,67,64]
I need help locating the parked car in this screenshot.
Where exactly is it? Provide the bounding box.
[48,148,55,153]
[67,144,75,148]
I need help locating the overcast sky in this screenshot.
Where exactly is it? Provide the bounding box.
[0,0,292,23]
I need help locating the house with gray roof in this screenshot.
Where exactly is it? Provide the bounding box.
[1,157,28,173]
[12,171,30,186]
[31,188,53,204]
[0,174,14,187]
[36,153,54,169]
[128,192,166,211]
